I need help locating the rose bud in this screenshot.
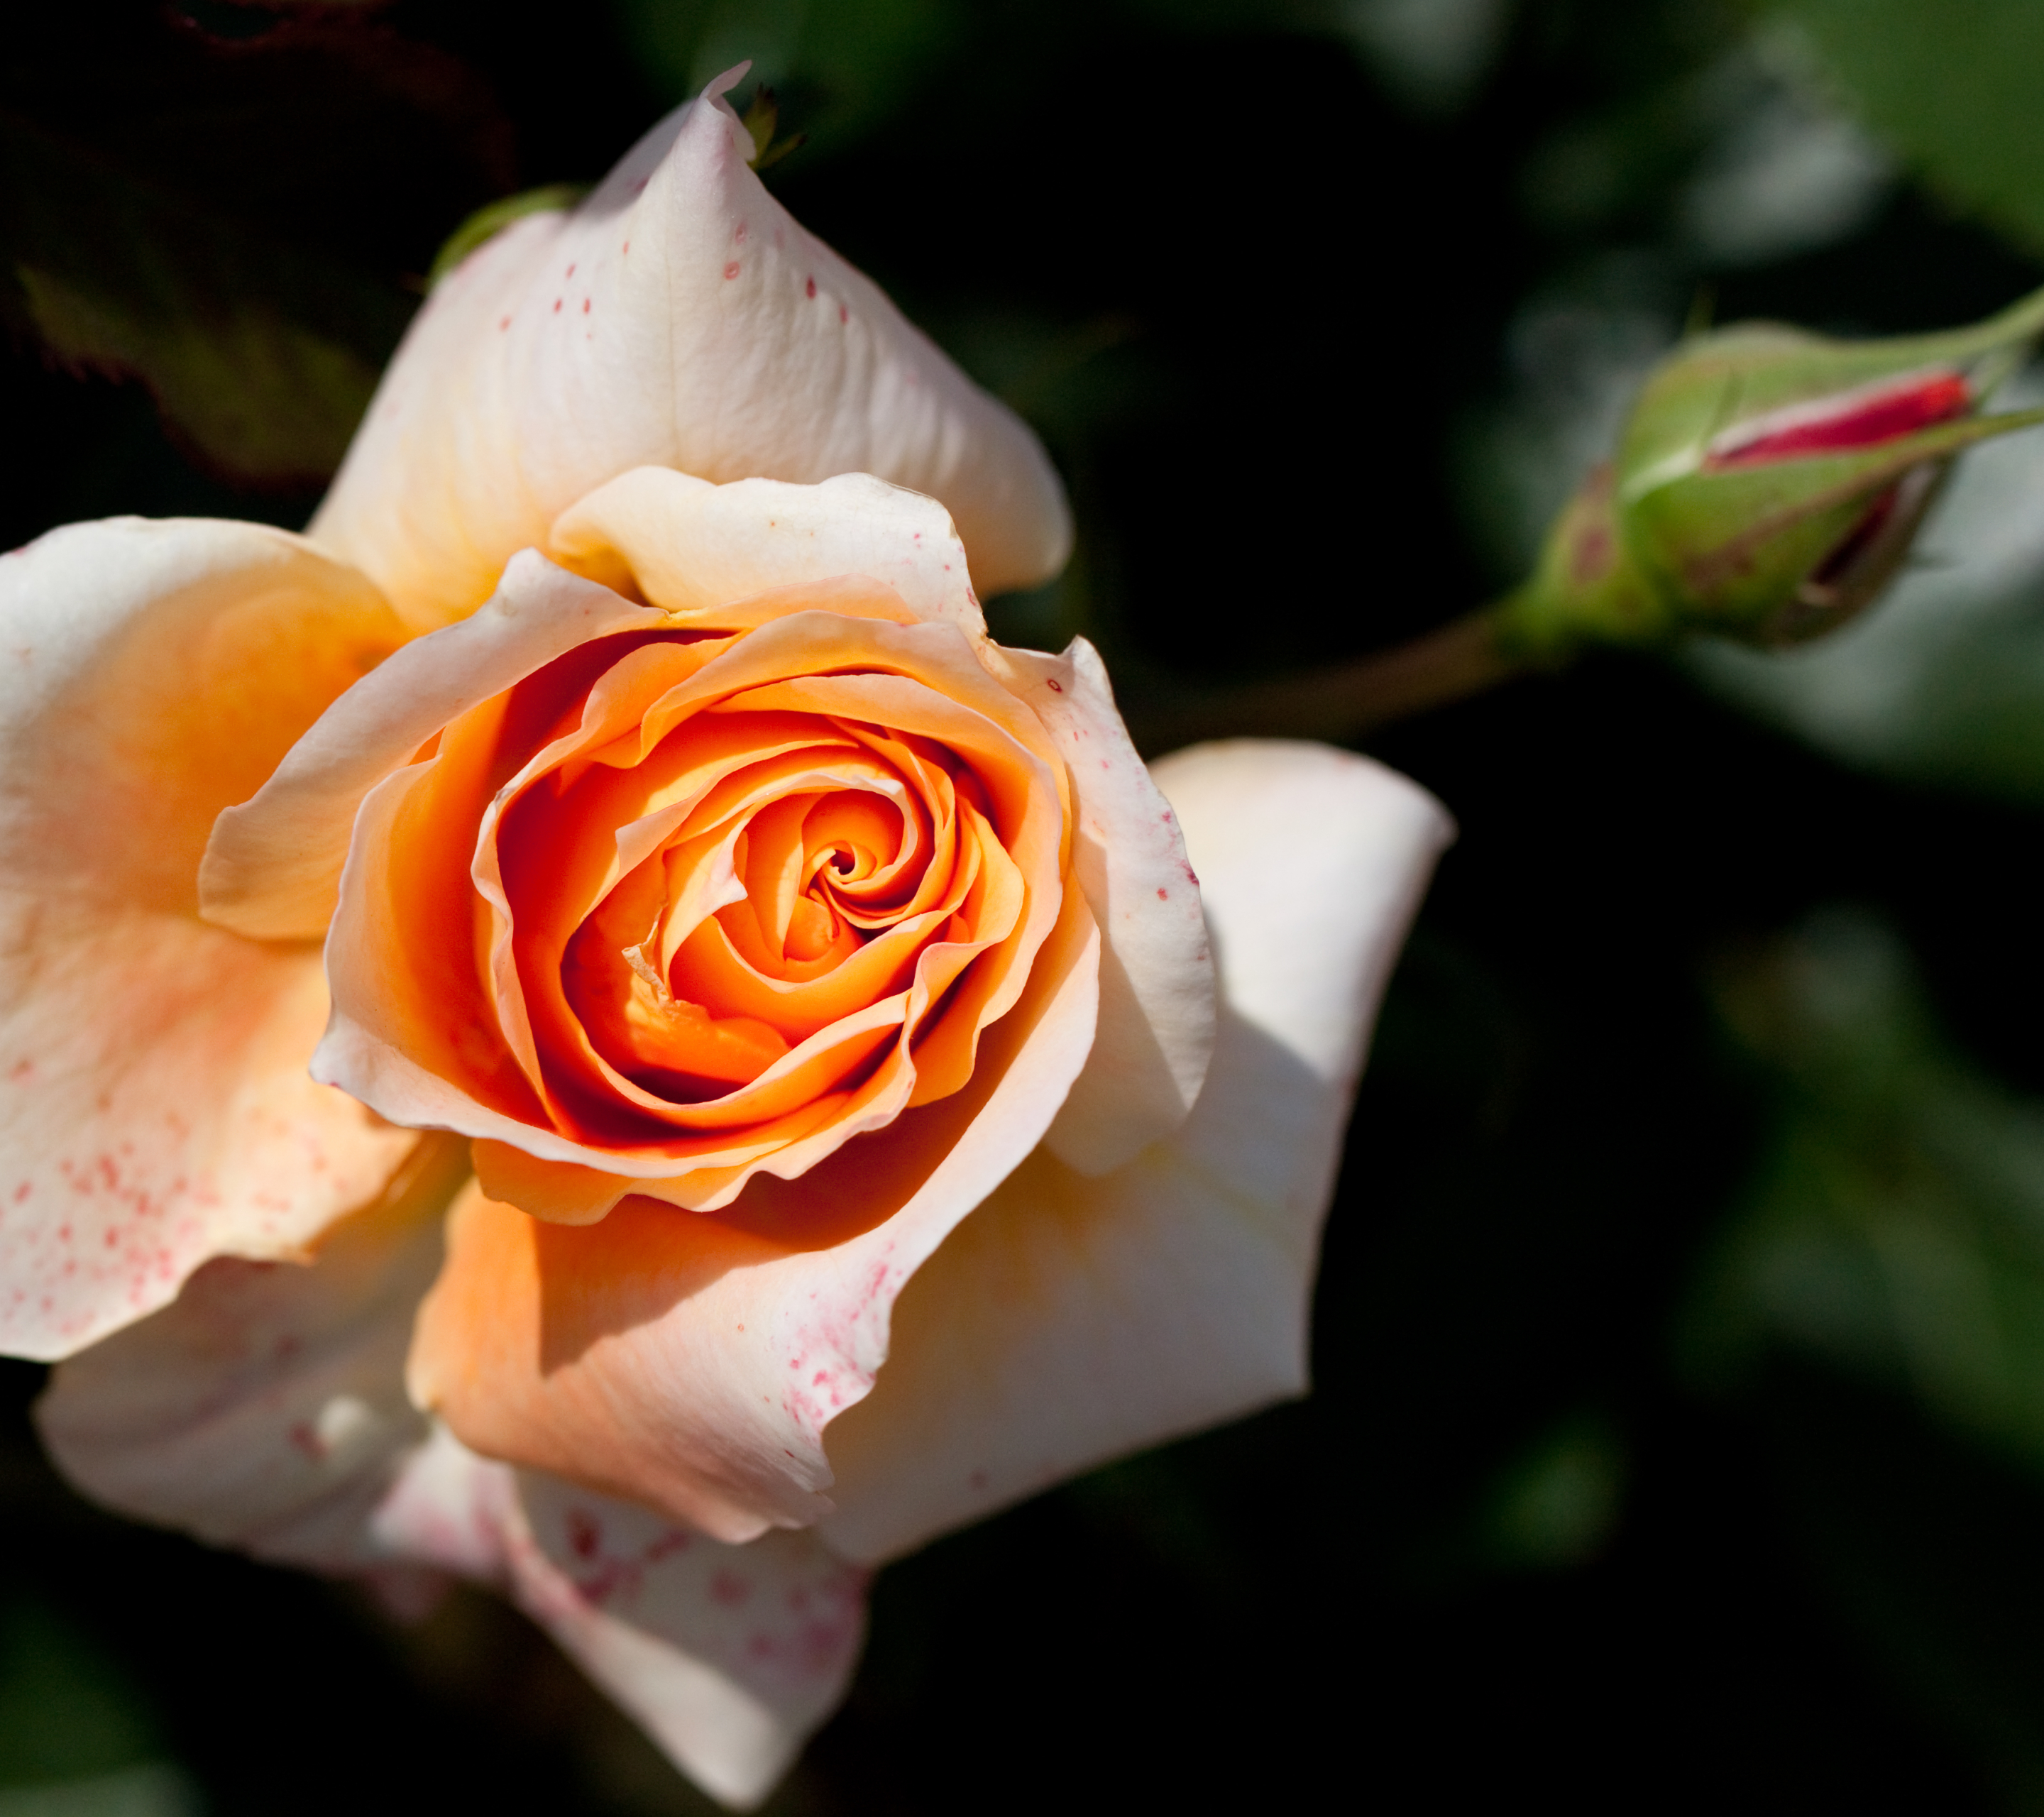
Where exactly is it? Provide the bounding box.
[1498,285,2044,657]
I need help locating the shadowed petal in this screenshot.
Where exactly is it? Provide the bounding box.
[0,518,415,1358]
[375,1432,869,1811]
[310,70,1069,630]
[507,1473,865,1810]
[35,1133,469,1566]
[818,741,1454,1561]
[551,467,985,636]
[42,1137,865,1812]
[997,639,1216,1174]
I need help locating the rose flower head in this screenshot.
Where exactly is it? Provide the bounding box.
[0,69,1453,1809]
[1501,282,2044,656]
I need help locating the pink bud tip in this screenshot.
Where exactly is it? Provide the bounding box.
[1708,370,1972,468]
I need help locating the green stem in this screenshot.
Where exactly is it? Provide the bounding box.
[1128,598,1547,752]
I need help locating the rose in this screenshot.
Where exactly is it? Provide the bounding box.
[202,463,1236,1546]
[4,70,1454,1808]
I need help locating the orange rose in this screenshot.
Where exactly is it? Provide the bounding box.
[9,70,1452,1810]
[196,468,1220,1544]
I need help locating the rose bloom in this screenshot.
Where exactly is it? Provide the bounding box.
[0,72,1451,1807]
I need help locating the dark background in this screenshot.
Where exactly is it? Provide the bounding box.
[6,1,2044,1810]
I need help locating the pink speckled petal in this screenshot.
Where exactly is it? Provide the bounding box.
[309,69,1068,630]
[35,1133,469,1566]
[996,639,1216,1175]
[202,550,661,942]
[0,518,417,1360]
[505,1473,866,1810]
[374,1432,869,1811]
[405,884,1099,1543]
[818,742,1454,1563]
[41,1136,861,1813]
[551,468,986,637]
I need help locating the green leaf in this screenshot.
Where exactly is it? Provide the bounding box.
[0,115,411,489]
[1760,0,2044,253]
[0,1599,161,1789]
[427,185,590,290]
[1476,1410,1627,1571]
[1687,909,2044,1480]
[0,10,515,491]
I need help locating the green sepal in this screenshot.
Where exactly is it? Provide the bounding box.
[1620,280,2044,495]
[427,184,590,291]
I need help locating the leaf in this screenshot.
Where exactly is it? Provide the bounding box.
[0,8,517,490]
[1761,0,2044,254]
[0,114,410,490]
[427,184,590,290]
[1475,1411,1627,1571]
[0,1598,161,1788]
[1687,908,2044,1480]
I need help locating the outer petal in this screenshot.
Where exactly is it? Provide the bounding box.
[309,70,1070,630]
[40,1142,864,1811]
[375,1437,867,1811]
[202,551,661,942]
[406,883,1101,1543]
[817,740,1455,1562]
[34,1133,470,1569]
[0,518,415,1358]
[551,467,985,636]
[996,639,1216,1174]
[507,1473,865,1809]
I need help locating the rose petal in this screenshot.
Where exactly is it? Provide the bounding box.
[507,1472,866,1810]
[995,640,1217,1173]
[551,467,985,637]
[405,884,1101,1543]
[42,1153,862,1811]
[0,518,416,1358]
[309,69,1070,630]
[202,549,662,942]
[817,740,1455,1562]
[378,1432,867,1811]
[319,610,1073,1209]
[35,1133,469,1566]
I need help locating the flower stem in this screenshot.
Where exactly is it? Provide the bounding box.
[1130,595,1546,752]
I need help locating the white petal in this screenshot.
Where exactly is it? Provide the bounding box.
[819,740,1454,1561]
[370,1429,869,1811]
[551,466,986,635]
[998,640,1216,1174]
[35,1134,468,1566]
[503,1472,866,1810]
[310,71,1069,630]
[0,518,415,1358]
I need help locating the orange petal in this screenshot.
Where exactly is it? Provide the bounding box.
[406,884,1100,1536]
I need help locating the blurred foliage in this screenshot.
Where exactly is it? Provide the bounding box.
[11,0,2044,1813]
[0,5,512,488]
[1687,911,2044,1803]
[1759,0,2044,256]
[1693,911,2044,1471]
